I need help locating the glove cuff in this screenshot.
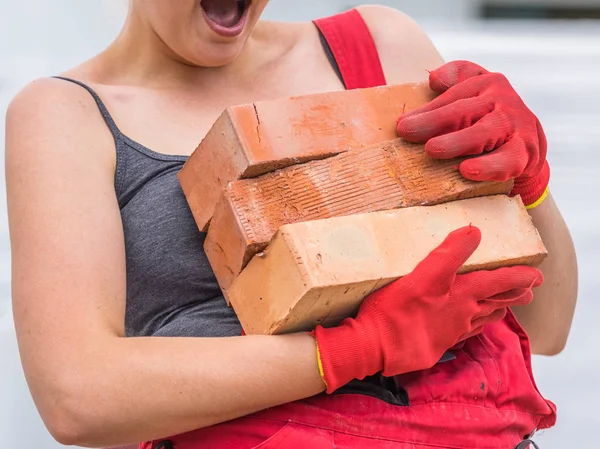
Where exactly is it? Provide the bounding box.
[312,321,381,394]
[511,161,550,209]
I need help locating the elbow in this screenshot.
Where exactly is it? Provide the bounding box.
[46,414,88,447]
[530,332,569,357]
[45,406,93,447]
[46,408,115,448]
[39,380,107,447]
[540,339,568,357]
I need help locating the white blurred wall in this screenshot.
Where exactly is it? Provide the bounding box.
[487,0,600,4]
[263,0,477,21]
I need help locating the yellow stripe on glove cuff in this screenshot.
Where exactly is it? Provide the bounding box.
[315,339,328,390]
[526,187,550,210]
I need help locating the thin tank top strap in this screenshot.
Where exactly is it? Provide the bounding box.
[52,76,121,140]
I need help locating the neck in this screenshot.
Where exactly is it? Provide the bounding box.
[95,8,270,89]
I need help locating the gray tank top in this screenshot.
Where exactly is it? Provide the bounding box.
[51,30,348,339]
[53,76,242,337]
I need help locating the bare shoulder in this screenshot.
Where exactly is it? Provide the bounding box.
[6,77,115,167]
[355,5,445,84]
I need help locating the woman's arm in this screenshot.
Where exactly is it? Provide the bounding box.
[6,79,325,448]
[360,4,578,355]
[512,195,578,355]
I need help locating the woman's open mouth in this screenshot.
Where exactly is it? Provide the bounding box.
[200,0,252,38]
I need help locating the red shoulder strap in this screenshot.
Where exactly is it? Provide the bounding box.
[314,9,387,90]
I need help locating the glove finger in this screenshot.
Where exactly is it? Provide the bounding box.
[397,96,494,143]
[476,288,534,318]
[487,288,535,307]
[425,110,512,159]
[408,226,482,291]
[429,60,491,93]
[469,308,508,335]
[397,74,492,125]
[456,325,485,344]
[455,266,543,300]
[459,137,529,182]
[455,308,507,344]
[531,119,548,176]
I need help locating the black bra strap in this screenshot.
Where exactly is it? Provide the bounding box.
[315,26,345,88]
[52,76,121,140]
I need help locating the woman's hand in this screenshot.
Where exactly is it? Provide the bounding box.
[312,226,542,393]
[396,60,550,208]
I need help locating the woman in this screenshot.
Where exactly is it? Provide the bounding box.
[5,1,577,448]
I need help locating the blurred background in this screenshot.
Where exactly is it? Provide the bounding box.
[1,0,598,447]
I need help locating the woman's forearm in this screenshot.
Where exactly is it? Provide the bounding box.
[511,192,578,355]
[42,333,324,447]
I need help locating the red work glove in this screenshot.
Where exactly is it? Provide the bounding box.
[312,226,542,394]
[396,60,550,208]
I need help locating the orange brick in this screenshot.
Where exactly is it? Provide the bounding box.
[204,139,514,300]
[178,83,436,231]
[228,195,547,335]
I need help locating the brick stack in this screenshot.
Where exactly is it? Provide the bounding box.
[178,83,547,335]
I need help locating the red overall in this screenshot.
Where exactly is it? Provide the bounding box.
[142,9,556,449]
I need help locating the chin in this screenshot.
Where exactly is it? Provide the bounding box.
[190,44,246,68]
[144,0,267,68]
[176,0,262,67]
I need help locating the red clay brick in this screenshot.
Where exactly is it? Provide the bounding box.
[178,83,436,231]
[204,139,514,301]
[227,195,547,335]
